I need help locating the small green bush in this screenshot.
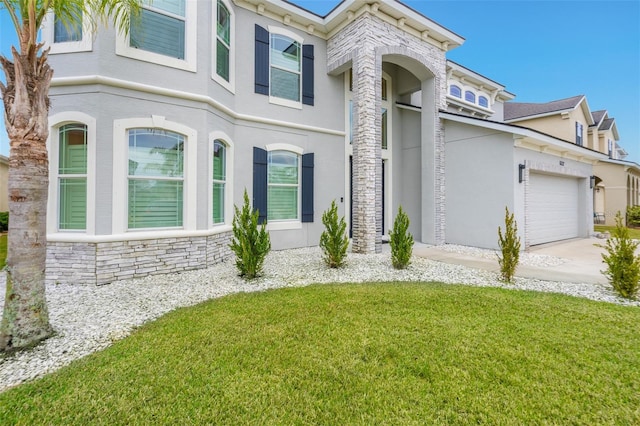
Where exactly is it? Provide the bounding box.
[0,212,8,232]
[319,200,349,268]
[389,206,414,269]
[497,207,521,283]
[626,206,640,227]
[230,190,271,279]
[600,212,640,299]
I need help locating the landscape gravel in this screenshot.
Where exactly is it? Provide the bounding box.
[1,246,638,393]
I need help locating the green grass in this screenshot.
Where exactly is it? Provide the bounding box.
[0,233,6,269]
[595,225,640,239]
[1,283,639,424]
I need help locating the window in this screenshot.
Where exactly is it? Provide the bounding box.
[253,146,314,226]
[608,139,613,158]
[213,140,226,224]
[54,6,82,43]
[254,25,314,107]
[465,91,476,103]
[58,124,87,230]
[128,129,184,229]
[118,0,196,71]
[216,0,231,82]
[576,122,583,146]
[270,34,301,103]
[479,96,489,108]
[381,108,388,150]
[382,78,388,101]
[131,0,186,59]
[449,85,461,98]
[268,151,299,221]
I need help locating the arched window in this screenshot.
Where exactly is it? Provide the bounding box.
[212,140,226,224]
[58,123,87,230]
[465,91,476,103]
[128,129,185,229]
[449,85,462,98]
[479,96,489,108]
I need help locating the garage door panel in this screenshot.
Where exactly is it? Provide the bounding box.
[529,173,579,245]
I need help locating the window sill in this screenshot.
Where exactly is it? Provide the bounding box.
[267,221,302,231]
[269,96,302,110]
[116,40,196,72]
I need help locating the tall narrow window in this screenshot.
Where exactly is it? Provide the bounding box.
[576,122,583,146]
[54,6,82,43]
[270,34,301,102]
[268,151,299,221]
[381,78,388,101]
[449,85,461,98]
[478,96,489,108]
[131,0,186,60]
[213,140,226,224]
[58,124,87,230]
[128,129,184,229]
[465,90,476,103]
[381,108,388,150]
[216,0,230,81]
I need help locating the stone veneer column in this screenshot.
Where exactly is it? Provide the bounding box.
[351,43,382,254]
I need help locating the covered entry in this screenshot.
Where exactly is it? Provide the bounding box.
[528,172,580,245]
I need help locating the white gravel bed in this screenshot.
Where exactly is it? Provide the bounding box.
[0,246,638,393]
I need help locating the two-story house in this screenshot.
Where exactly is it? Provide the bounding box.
[41,0,605,285]
[503,95,639,226]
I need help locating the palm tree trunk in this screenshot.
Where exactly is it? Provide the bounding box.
[0,45,54,351]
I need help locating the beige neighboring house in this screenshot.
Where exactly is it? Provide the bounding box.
[0,155,7,212]
[504,95,637,226]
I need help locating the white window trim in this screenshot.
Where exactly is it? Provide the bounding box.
[212,0,235,93]
[113,116,197,234]
[267,26,303,109]
[115,1,197,72]
[265,143,303,230]
[47,112,96,235]
[41,11,93,54]
[209,131,234,228]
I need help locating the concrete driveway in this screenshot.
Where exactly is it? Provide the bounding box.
[414,238,614,285]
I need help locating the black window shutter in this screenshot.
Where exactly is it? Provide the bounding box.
[253,147,268,224]
[301,153,314,222]
[302,44,314,106]
[255,25,270,95]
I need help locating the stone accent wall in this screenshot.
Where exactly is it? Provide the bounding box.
[46,231,233,285]
[327,13,448,251]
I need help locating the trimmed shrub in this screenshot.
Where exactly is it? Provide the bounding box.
[600,212,640,299]
[230,190,271,279]
[319,200,349,268]
[626,206,640,227]
[497,207,521,283]
[0,212,7,232]
[389,206,414,269]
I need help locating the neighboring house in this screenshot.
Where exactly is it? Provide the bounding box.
[41,0,604,285]
[503,96,637,226]
[0,155,7,212]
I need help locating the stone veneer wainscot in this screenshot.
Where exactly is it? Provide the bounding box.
[46,232,232,285]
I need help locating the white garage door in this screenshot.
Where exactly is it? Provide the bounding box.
[528,173,580,245]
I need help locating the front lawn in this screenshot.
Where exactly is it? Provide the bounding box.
[595,225,640,239]
[1,283,638,424]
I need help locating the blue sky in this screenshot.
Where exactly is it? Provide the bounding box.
[1,1,639,162]
[294,0,640,162]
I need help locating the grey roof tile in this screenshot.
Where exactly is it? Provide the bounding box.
[504,95,584,121]
[599,117,615,131]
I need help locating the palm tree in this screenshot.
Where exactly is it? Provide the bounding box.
[0,0,143,352]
